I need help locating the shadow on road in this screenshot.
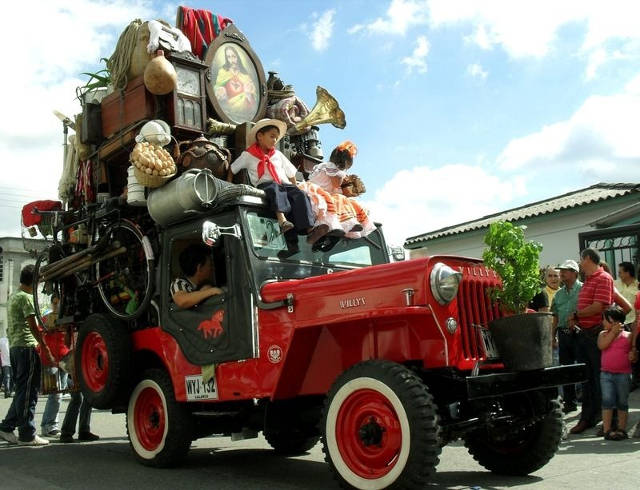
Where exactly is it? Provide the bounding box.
[428,471,542,489]
[0,441,336,490]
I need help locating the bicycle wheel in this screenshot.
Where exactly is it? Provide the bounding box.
[94,220,154,321]
[33,245,66,329]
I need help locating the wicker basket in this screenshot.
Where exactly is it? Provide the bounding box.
[133,167,176,188]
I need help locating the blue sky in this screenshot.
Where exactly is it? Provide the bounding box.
[1,0,639,246]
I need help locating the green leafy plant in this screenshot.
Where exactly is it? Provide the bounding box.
[76,58,111,101]
[482,221,543,314]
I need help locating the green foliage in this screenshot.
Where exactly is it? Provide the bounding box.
[482,221,543,314]
[76,58,111,101]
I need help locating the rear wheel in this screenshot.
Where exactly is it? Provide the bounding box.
[77,313,131,409]
[94,221,153,321]
[127,368,193,467]
[464,393,563,475]
[322,360,441,489]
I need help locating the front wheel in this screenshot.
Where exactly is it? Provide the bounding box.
[464,394,563,475]
[322,360,441,490]
[127,369,193,467]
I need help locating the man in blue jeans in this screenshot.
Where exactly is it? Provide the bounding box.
[0,265,55,446]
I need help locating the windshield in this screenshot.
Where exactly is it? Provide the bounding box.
[245,211,388,268]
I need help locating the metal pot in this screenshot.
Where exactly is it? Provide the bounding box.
[175,135,230,180]
[147,169,217,226]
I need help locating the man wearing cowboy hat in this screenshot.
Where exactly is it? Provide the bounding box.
[551,259,582,414]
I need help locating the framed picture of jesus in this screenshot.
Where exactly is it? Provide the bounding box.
[205,24,267,125]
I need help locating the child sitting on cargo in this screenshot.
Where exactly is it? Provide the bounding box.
[309,140,356,195]
[598,305,633,440]
[228,119,316,238]
[308,141,375,240]
[170,244,224,309]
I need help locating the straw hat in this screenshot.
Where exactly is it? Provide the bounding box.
[248,118,288,145]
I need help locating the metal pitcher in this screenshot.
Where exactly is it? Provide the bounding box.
[147,169,218,226]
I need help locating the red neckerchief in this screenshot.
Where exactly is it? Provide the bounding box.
[247,143,281,184]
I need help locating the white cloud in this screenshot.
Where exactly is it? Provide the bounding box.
[0,0,154,237]
[309,9,336,52]
[497,75,640,183]
[467,63,488,80]
[364,164,526,245]
[348,0,429,36]
[401,36,430,74]
[428,0,640,77]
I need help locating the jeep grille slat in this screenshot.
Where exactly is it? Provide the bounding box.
[458,265,503,360]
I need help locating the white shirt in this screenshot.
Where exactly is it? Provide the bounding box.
[230,150,297,186]
[309,162,346,194]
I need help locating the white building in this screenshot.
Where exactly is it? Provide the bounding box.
[404,183,640,273]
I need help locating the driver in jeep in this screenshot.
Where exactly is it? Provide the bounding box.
[170,243,225,309]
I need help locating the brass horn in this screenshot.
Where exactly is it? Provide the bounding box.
[292,86,346,133]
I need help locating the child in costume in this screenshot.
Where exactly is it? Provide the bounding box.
[598,305,634,440]
[309,140,356,194]
[308,141,375,239]
[228,119,317,239]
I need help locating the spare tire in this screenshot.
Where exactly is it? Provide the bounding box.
[77,313,131,409]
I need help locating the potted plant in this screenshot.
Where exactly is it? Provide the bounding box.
[482,221,552,370]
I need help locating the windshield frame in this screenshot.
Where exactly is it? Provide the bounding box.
[241,208,389,270]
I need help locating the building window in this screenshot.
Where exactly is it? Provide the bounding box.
[0,255,3,282]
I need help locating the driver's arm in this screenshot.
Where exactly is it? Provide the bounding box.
[172,287,224,309]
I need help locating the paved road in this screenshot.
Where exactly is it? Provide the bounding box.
[1,390,639,489]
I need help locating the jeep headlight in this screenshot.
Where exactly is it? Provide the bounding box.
[430,262,462,305]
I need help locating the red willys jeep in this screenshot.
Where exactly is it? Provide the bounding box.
[35,194,583,490]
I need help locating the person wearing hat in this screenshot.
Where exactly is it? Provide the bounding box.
[228,119,317,246]
[551,259,583,414]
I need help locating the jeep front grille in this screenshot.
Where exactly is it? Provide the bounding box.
[457,264,502,360]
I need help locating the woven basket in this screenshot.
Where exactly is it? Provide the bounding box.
[133,167,175,188]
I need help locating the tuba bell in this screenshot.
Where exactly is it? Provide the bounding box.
[292,86,346,133]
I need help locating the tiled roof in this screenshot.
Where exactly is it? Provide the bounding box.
[405,183,640,248]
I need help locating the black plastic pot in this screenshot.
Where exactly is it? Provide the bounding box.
[489,312,553,371]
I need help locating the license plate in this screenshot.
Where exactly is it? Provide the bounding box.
[184,375,218,401]
[480,328,500,359]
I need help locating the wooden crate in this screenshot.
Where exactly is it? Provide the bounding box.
[101,75,156,138]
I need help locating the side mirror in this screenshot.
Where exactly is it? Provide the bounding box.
[389,246,406,262]
[202,221,242,247]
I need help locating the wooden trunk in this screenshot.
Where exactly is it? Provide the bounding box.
[101,75,157,138]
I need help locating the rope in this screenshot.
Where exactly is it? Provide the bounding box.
[108,19,144,90]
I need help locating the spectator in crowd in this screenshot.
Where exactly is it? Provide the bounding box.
[631,292,640,394]
[569,249,613,434]
[614,262,638,328]
[40,296,69,438]
[0,265,54,446]
[59,376,99,443]
[0,332,11,398]
[600,261,633,315]
[545,266,561,307]
[551,259,582,414]
[529,268,550,312]
[598,306,633,440]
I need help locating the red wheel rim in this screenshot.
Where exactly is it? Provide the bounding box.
[134,386,166,451]
[335,388,402,479]
[81,331,109,392]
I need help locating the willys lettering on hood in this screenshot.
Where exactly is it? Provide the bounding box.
[339,297,366,309]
